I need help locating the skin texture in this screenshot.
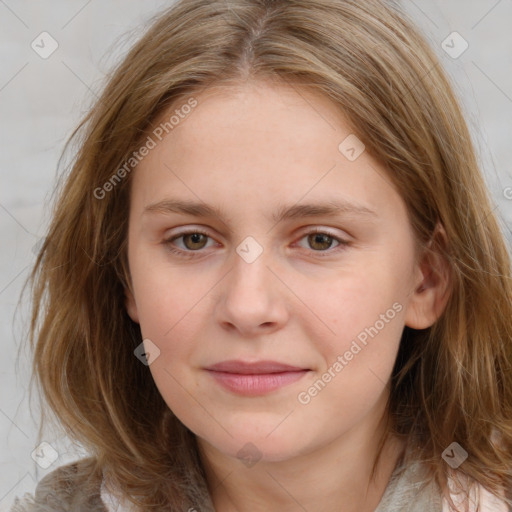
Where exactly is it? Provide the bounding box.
[125,80,450,512]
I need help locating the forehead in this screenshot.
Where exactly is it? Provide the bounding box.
[131,80,404,224]
[169,80,346,145]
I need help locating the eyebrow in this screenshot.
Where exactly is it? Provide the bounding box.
[143,198,377,225]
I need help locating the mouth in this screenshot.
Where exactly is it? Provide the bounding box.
[204,360,311,396]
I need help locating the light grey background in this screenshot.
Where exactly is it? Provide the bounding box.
[1,0,511,508]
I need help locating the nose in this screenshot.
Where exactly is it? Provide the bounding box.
[214,244,289,338]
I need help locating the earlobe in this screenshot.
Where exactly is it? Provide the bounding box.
[125,287,140,323]
[404,224,452,330]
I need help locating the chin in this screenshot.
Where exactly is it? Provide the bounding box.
[216,433,308,465]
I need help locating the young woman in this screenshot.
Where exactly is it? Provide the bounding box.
[12,0,512,510]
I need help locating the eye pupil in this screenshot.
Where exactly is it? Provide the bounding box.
[308,233,333,250]
[184,233,207,249]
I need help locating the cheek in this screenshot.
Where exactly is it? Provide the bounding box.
[129,254,217,391]
[309,264,406,359]
[295,273,405,430]
[130,245,210,333]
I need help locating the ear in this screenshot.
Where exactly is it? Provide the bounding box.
[404,223,452,330]
[125,286,140,324]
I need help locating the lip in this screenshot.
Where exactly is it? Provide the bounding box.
[205,360,308,374]
[204,360,310,396]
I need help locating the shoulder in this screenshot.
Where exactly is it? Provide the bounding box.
[10,457,107,512]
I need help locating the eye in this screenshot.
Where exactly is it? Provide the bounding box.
[295,229,349,255]
[163,229,217,258]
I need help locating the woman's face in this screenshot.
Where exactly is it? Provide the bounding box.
[125,80,428,463]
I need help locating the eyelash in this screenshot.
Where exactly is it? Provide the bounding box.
[162,228,350,259]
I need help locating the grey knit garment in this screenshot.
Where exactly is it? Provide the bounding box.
[9,455,443,512]
[9,458,107,512]
[374,456,444,512]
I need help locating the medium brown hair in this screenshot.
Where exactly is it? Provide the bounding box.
[22,0,512,509]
